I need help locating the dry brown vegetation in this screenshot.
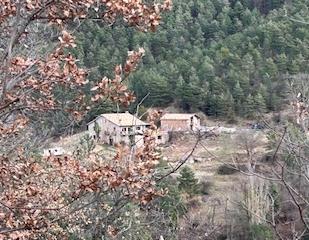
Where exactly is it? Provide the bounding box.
[0,1,172,239]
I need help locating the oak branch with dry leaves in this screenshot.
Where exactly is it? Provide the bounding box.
[0,0,171,239]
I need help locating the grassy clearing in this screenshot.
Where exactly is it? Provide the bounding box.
[161,130,268,227]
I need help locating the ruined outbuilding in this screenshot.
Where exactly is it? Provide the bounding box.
[160,113,201,132]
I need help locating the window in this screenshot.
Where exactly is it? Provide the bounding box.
[122,127,126,132]
[137,126,141,130]
[158,136,162,140]
[113,127,116,131]
[128,127,132,132]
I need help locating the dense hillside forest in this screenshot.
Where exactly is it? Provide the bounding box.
[2,1,309,239]
[74,0,309,120]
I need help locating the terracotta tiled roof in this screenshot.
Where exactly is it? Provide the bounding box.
[161,113,198,120]
[98,112,148,126]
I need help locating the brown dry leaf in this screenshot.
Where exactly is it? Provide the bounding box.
[107,225,118,237]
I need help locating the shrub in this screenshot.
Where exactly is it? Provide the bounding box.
[249,224,274,240]
[217,234,228,240]
[156,177,187,227]
[260,152,273,162]
[74,134,95,160]
[217,164,238,175]
[198,181,212,195]
[269,183,280,213]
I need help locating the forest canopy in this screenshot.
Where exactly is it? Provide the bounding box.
[75,0,309,120]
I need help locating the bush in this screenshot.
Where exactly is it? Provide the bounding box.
[260,152,273,162]
[217,234,228,240]
[249,224,274,240]
[217,164,238,175]
[198,181,212,195]
[73,134,95,160]
[156,177,187,227]
[186,198,200,209]
[272,113,281,123]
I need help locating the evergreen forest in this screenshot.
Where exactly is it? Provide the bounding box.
[74,0,309,120]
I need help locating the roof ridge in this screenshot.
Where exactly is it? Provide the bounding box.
[91,112,148,126]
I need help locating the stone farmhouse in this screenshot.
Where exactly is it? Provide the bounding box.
[160,113,201,131]
[87,111,149,147]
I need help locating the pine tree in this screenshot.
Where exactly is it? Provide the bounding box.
[233,81,245,115]
[276,53,287,73]
[204,93,216,116]
[74,0,309,119]
[264,58,278,77]
[225,91,236,122]
[179,82,203,111]
[245,94,255,118]
[178,166,199,196]
[233,1,244,18]
[198,59,215,81]
[132,70,173,107]
[254,93,267,114]
[288,60,300,75]
[216,93,230,117]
